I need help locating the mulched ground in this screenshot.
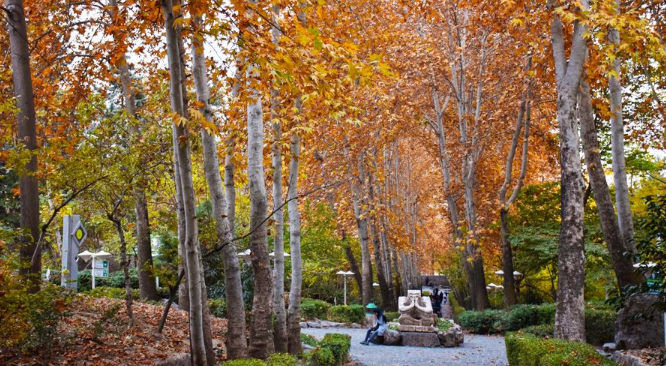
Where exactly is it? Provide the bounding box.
[0,295,227,366]
[625,348,666,366]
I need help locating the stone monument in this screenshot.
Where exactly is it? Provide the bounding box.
[398,290,438,332]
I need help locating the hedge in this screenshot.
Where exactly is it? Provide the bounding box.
[77,269,140,292]
[459,303,615,343]
[505,333,617,366]
[304,346,336,366]
[220,353,297,366]
[384,311,400,321]
[320,333,351,365]
[86,286,139,300]
[300,298,331,319]
[327,305,365,324]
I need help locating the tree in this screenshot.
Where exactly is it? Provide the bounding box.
[190,11,248,360]
[550,0,589,341]
[4,0,40,291]
[162,0,207,363]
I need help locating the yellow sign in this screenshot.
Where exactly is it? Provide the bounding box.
[75,228,84,241]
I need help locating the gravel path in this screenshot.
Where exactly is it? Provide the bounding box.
[302,327,507,366]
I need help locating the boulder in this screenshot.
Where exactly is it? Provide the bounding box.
[437,323,464,347]
[400,332,441,347]
[383,329,402,346]
[615,294,665,350]
[300,322,308,328]
[438,331,457,347]
[350,323,362,329]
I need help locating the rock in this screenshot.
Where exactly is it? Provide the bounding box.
[400,332,441,347]
[615,294,665,350]
[438,331,457,347]
[350,323,362,329]
[306,321,321,328]
[300,322,308,328]
[383,329,402,346]
[397,324,438,332]
[603,343,617,353]
[437,323,464,347]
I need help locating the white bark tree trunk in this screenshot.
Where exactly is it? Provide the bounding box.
[550,3,589,341]
[608,2,635,255]
[191,16,248,360]
[287,128,303,354]
[247,90,275,359]
[162,1,207,363]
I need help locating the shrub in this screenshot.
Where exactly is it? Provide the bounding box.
[520,324,553,338]
[209,298,227,318]
[300,298,331,319]
[301,333,319,347]
[267,353,297,366]
[384,311,400,321]
[77,269,140,292]
[505,333,617,366]
[86,286,139,300]
[585,308,616,345]
[320,333,351,365]
[449,296,466,321]
[304,346,336,366]
[500,304,552,331]
[437,318,454,332]
[458,309,504,333]
[327,305,365,324]
[222,359,266,366]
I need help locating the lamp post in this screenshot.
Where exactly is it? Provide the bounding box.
[336,270,354,305]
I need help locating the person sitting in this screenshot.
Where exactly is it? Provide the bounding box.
[360,303,387,345]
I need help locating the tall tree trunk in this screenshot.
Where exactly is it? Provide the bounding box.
[608,3,635,255]
[163,1,207,363]
[579,80,641,289]
[224,149,236,230]
[344,234,363,294]
[350,155,374,305]
[368,169,390,309]
[6,0,40,291]
[498,63,532,307]
[109,0,159,302]
[247,90,275,359]
[287,131,303,355]
[173,133,189,312]
[113,217,134,321]
[550,3,589,341]
[269,5,288,351]
[191,16,248,360]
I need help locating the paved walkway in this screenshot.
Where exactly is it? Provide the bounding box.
[302,327,507,366]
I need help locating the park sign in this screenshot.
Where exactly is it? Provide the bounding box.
[61,215,87,289]
[72,221,87,247]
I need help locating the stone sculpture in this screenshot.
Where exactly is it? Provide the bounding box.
[397,290,437,332]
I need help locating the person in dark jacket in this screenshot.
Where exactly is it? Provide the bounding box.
[360,303,387,345]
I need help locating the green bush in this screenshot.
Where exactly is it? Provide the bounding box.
[327,305,365,324]
[77,269,140,292]
[520,324,553,338]
[437,318,454,332]
[267,353,298,366]
[449,296,466,321]
[384,311,400,321]
[585,308,616,345]
[458,309,504,333]
[500,304,554,331]
[209,298,227,318]
[320,333,351,365]
[304,346,336,366]
[222,359,266,366]
[86,286,139,300]
[301,333,319,347]
[300,298,331,320]
[505,333,617,366]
